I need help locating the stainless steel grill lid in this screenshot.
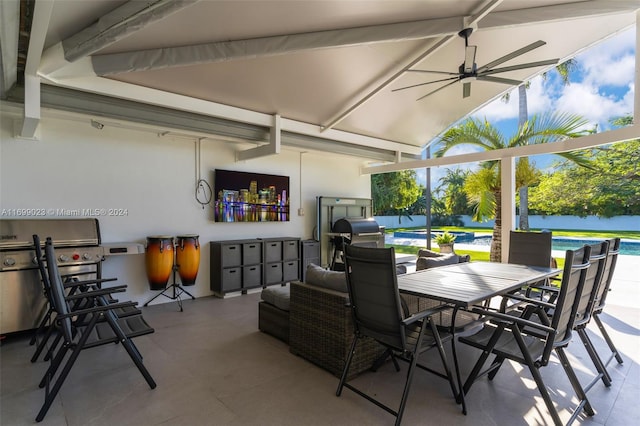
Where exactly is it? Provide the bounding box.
[332,218,381,236]
[0,218,100,250]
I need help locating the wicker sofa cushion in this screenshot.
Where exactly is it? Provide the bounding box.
[305,263,348,293]
[416,254,459,270]
[261,285,291,311]
[416,249,471,271]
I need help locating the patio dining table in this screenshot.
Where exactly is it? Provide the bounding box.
[396,261,561,415]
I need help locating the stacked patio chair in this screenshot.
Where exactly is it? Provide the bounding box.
[503,239,622,391]
[459,246,594,426]
[29,235,139,363]
[336,245,458,426]
[35,237,156,422]
[577,238,624,388]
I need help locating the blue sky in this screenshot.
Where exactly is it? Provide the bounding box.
[416,26,636,188]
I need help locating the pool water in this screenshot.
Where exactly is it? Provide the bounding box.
[468,235,640,256]
[392,231,640,256]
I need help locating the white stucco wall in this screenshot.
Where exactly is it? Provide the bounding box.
[375,215,640,231]
[0,114,371,305]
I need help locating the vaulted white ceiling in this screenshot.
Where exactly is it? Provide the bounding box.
[4,0,640,162]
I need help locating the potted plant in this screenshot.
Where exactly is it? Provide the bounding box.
[434,231,456,254]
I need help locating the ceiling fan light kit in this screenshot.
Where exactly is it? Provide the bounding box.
[395,28,559,100]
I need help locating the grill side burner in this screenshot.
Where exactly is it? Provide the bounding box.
[0,218,105,335]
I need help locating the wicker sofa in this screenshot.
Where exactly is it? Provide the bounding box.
[289,279,386,379]
[260,261,460,379]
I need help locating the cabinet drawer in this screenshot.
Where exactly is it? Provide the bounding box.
[283,260,299,282]
[265,262,283,284]
[264,241,282,263]
[242,242,262,265]
[243,265,262,288]
[302,240,319,257]
[283,240,299,260]
[221,267,242,291]
[221,244,242,267]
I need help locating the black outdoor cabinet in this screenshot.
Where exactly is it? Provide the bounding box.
[210,237,301,297]
[210,239,263,296]
[300,239,320,281]
[262,237,301,286]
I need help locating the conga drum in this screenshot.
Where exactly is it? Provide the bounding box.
[176,235,200,286]
[145,236,174,290]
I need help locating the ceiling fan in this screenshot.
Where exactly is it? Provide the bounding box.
[393,28,559,101]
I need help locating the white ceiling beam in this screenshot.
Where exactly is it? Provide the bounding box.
[38,74,420,157]
[237,114,281,161]
[91,16,465,76]
[319,0,504,132]
[361,125,640,175]
[39,0,198,77]
[17,0,54,139]
[479,1,640,30]
[0,0,19,94]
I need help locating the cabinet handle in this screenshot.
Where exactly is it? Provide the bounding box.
[229,270,237,274]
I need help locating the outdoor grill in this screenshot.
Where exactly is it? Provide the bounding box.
[0,218,141,335]
[329,217,385,269]
[331,217,385,248]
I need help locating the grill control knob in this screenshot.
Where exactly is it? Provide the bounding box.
[58,254,70,262]
[32,257,39,265]
[3,257,16,267]
[82,253,92,260]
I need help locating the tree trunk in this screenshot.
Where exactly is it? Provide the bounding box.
[519,186,529,231]
[490,190,502,262]
[517,84,530,231]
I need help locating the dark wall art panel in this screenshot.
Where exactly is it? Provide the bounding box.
[213,169,290,222]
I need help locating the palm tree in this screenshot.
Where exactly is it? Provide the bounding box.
[501,59,579,230]
[435,112,591,262]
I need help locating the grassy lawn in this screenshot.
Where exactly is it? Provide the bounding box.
[384,225,640,270]
[391,226,640,240]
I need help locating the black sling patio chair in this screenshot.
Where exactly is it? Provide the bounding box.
[503,240,614,391]
[29,235,138,363]
[336,245,458,426]
[578,238,623,387]
[503,231,557,308]
[459,246,593,426]
[35,237,156,422]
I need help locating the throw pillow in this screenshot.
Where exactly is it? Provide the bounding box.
[416,254,459,270]
[305,263,348,293]
[417,248,443,258]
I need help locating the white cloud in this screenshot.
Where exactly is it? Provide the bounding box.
[475,27,636,132]
[578,28,636,87]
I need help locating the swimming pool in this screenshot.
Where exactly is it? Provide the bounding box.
[392,231,640,256]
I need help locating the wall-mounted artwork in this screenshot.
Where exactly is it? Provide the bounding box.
[213,169,290,222]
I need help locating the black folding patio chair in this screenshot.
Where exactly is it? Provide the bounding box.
[503,239,615,390]
[578,238,624,387]
[336,245,458,426]
[35,237,156,422]
[29,235,138,363]
[504,230,557,306]
[459,246,593,426]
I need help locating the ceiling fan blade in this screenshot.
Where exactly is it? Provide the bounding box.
[407,69,460,76]
[462,82,471,98]
[480,58,559,75]
[464,45,477,73]
[416,79,460,101]
[477,40,546,73]
[392,76,459,92]
[476,75,522,85]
